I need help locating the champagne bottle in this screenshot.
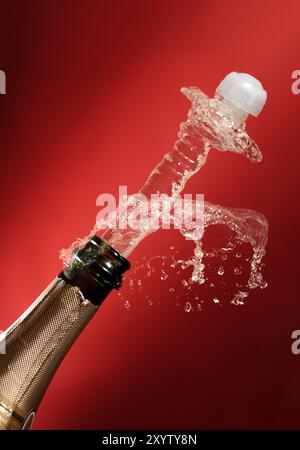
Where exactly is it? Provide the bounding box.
[0,72,267,430]
[0,236,130,429]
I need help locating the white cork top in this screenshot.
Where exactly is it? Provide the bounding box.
[216,72,267,117]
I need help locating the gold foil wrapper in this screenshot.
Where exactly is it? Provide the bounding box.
[0,278,97,429]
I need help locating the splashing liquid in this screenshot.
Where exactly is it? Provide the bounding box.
[61,74,268,307]
[119,200,267,310]
[94,86,263,257]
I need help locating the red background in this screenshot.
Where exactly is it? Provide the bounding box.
[0,0,300,429]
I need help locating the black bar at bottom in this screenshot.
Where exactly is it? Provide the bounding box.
[0,429,297,447]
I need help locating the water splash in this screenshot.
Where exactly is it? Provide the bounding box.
[119,201,268,310]
[60,85,268,309]
[92,87,264,258]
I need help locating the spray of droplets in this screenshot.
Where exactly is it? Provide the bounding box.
[60,85,268,311]
[117,201,268,311]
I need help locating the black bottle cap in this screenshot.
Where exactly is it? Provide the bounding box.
[59,236,130,305]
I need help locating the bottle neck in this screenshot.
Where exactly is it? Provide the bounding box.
[60,235,130,305]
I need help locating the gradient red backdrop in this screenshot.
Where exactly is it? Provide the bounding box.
[0,0,300,429]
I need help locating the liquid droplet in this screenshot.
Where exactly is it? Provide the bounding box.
[218,266,225,275]
[124,300,131,310]
[160,270,168,281]
[137,279,143,291]
[231,291,248,306]
[184,302,192,312]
